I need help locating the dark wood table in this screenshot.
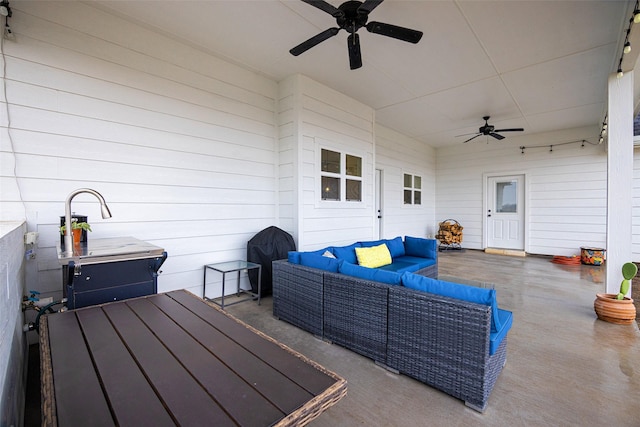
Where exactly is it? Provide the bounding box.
[40,290,346,426]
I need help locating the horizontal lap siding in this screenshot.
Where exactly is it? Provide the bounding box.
[375,125,436,239]
[3,2,278,300]
[297,76,375,250]
[436,129,608,256]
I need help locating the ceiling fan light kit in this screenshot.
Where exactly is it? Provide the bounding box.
[291,0,423,70]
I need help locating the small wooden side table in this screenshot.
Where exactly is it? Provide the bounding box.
[203,260,261,309]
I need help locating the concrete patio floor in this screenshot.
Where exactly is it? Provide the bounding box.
[225,250,640,426]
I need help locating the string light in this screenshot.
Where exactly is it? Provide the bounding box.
[518,139,599,155]
[617,2,638,78]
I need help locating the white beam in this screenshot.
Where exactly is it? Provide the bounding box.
[606,71,634,295]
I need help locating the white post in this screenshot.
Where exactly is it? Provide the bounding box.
[605,71,634,295]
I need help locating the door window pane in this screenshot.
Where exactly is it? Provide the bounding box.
[404,174,412,188]
[414,176,421,190]
[496,181,517,213]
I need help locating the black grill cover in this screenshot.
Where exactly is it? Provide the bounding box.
[247,226,296,296]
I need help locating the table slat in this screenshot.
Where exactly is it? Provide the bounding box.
[167,291,337,395]
[102,302,236,426]
[75,307,175,426]
[149,293,314,413]
[126,297,286,426]
[46,313,113,426]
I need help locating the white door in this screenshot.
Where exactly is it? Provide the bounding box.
[487,175,525,250]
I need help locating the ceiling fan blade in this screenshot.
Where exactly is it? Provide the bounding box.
[366,21,423,44]
[489,133,505,140]
[301,0,344,17]
[358,0,384,15]
[347,33,362,70]
[494,128,524,133]
[290,27,340,56]
[455,132,479,137]
[463,134,482,143]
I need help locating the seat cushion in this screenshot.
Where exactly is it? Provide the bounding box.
[355,244,392,268]
[401,273,502,333]
[388,256,435,272]
[339,261,402,286]
[490,309,513,355]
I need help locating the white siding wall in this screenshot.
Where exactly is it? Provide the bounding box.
[375,124,436,239]
[0,2,278,300]
[436,127,607,256]
[292,75,376,251]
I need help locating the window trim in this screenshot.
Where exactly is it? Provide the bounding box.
[317,144,365,207]
[403,172,422,206]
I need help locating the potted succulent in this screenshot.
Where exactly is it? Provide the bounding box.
[60,220,92,245]
[594,262,637,324]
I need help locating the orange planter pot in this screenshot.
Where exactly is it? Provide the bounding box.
[72,228,82,245]
[594,293,636,325]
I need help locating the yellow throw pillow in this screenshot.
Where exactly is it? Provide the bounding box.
[355,244,392,268]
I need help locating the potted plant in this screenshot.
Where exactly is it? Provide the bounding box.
[60,220,92,245]
[594,262,637,324]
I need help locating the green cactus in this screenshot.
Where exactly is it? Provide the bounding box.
[617,262,638,300]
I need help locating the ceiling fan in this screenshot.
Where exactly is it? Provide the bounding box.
[459,116,524,143]
[290,0,423,70]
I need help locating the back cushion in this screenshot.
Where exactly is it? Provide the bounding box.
[401,272,501,332]
[339,261,402,286]
[404,236,437,259]
[299,253,341,272]
[359,237,405,258]
[332,243,362,264]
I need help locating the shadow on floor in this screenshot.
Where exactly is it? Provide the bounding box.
[24,344,41,427]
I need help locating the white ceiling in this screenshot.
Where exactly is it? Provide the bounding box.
[92,0,632,147]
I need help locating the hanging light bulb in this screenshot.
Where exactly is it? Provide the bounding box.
[624,41,632,54]
[634,8,640,23]
[617,68,624,78]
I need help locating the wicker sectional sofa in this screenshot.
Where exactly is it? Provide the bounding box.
[272,236,512,412]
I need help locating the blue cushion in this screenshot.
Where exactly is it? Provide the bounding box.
[401,273,502,333]
[299,253,340,272]
[360,237,405,258]
[288,251,302,264]
[391,256,435,271]
[385,237,405,258]
[377,260,419,273]
[490,309,513,355]
[332,243,361,264]
[404,236,437,259]
[339,261,402,286]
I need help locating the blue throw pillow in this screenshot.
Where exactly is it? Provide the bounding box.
[332,243,361,264]
[401,272,501,332]
[404,236,437,259]
[339,261,402,286]
[299,253,340,272]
